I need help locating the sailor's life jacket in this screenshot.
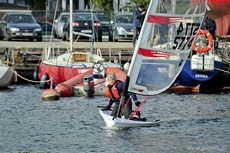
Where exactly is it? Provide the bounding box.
[106,80,121,103]
[106,80,138,104]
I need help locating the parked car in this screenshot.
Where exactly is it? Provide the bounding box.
[0,12,42,41]
[39,21,53,35]
[62,12,102,42]
[109,13,133,42]
[97,14,110,34]
[53,12,69,39]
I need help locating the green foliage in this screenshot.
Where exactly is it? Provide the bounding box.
[92,0,113,11]
[130,0,151,6]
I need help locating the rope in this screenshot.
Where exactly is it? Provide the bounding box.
[127,48,134,63]
[9,67,52,83]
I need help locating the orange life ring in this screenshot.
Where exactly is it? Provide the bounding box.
[192,29,214,53]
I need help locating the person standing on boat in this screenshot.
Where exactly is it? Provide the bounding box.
[104,73,141,119]
[201,15,216,40]
[132,4,146,47]
[190,16,217,57]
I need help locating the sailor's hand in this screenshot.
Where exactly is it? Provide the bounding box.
[107,84,113,89]
[135,101,141,107]
[105,105,111,110]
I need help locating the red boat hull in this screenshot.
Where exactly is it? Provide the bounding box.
[38,62,92,85]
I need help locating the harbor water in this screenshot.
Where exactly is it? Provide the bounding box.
[0,84,229,153]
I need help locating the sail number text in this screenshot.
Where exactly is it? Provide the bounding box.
[172,22,200,50]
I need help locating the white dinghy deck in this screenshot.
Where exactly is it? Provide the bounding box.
[99,109,160,129]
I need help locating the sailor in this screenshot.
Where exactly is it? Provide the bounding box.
[201,15,216,39]
[104,73,141,119]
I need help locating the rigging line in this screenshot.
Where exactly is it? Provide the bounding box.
[127,48,135,63]
[90,0,95,52]
[129,96,150,119]
[161,0,169,12]
[221,58,230,65]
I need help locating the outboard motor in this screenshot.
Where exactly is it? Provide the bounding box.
[83,75,95,97]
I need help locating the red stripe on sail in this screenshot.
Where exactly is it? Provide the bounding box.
[196,0,228,3]
[147,15,183,24]
[138,48,171,58]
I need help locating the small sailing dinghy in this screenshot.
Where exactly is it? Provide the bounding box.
[99,109,160,128]
[100,0,206,128]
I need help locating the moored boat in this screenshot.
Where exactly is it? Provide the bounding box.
[38,47,124,86]
[0,64,15,88]
[41,65,127,99]
[0,48,16,88]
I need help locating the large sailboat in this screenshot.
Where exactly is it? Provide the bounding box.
[100,0,207,128]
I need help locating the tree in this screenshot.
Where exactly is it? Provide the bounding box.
[130,0,151,7]
[92,0,113,11]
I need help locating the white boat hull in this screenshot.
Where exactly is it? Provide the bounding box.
[99,109,160,128]
[0,65,15,88]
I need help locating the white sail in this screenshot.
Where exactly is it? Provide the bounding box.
[127,0,207,95]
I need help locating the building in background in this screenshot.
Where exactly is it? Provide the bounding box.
[0,0,28,10]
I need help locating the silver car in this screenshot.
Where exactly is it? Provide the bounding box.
[53,12,69,39]
[109,13,133,42]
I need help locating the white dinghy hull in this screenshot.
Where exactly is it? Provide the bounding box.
[99,109,160,128]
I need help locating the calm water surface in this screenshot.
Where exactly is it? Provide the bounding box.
[0,84,230,153]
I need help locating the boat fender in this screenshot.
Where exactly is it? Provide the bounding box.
[42,89,60,101]
[33,65,39,81]
[123,62,130,73]
[14,70,18,82]
[192,29,213,53]
[40,72,49,89]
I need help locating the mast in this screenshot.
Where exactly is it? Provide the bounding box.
[90,0,94,60]
[69,0,73,52]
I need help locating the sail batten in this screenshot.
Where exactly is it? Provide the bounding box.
[127,0,207,95]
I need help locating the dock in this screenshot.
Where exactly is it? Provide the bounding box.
[2,35,230,84]
[0,36,134,82]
